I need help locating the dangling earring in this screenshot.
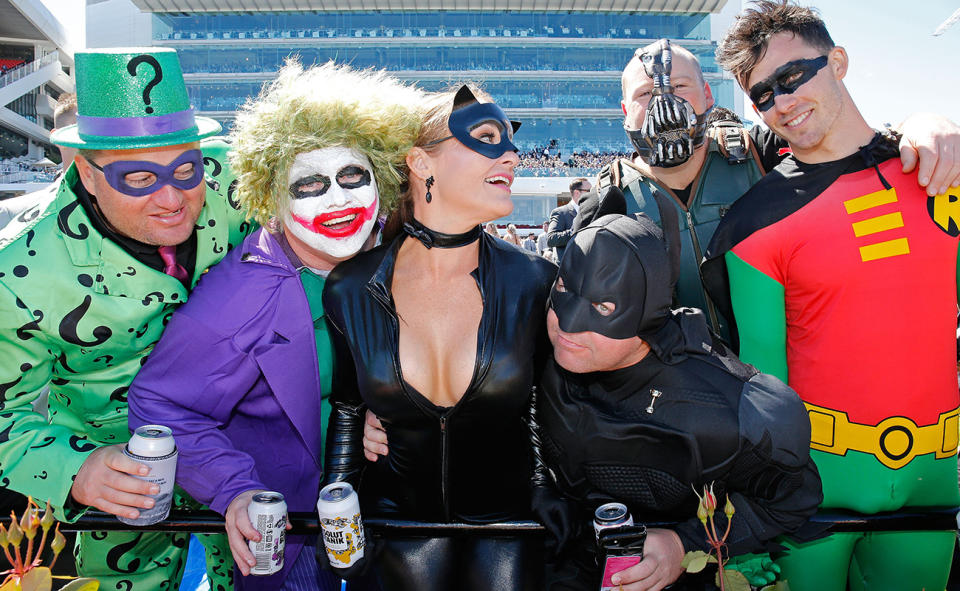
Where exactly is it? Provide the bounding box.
[425,176,435,204]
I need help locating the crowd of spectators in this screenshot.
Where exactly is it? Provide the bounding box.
[179,54,634,75]
[191,88,618,112]
[160,24,661,43]
[516,141,628,175]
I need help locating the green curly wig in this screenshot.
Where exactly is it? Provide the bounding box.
[230,60,424,226]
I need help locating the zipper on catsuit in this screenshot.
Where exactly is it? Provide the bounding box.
[368,278,457,522]
[439,414,450,521]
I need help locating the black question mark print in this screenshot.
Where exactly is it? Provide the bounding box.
[127,55,163,114]
[203,156,222,177]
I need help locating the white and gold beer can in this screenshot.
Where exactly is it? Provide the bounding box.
[317,482,365,568]
[247,491,286,576]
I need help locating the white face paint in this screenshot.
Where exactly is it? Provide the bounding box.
[281,146,380,261]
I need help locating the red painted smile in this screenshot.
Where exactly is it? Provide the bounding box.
[292,200,377,239]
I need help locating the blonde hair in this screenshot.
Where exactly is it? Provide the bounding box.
[383,83,493,240]
[230,60,424,226]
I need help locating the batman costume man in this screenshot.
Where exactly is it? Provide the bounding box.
[531,213,822,590]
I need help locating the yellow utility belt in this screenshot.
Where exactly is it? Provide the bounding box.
[805,403,959,470]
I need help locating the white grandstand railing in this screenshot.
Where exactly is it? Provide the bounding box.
[0,162,58,184]
[0,51,61,91]
[0,171,56,184]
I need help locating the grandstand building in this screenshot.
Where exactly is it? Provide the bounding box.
[107,0,735,224]
[0,0,79,196]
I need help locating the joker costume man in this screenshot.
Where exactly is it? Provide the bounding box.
[128,61,424,591]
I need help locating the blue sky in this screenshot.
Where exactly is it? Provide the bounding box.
[724,1,960,128]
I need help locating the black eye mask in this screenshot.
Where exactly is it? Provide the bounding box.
[748,55,828,112]
[427,85,521,159]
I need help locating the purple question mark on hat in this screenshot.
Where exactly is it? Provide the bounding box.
[127,55,163,114]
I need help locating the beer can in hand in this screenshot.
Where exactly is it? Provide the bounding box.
[119,425,177,526]
[317,482,366,568]
[247,491,287,576]
[593,502,633,542]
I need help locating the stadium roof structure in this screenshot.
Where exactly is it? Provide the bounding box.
[130,0,727,14]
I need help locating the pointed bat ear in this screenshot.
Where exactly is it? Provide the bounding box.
[510,120,522,133]
[452,85,480,110]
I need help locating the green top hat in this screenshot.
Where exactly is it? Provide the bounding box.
[51,48,221,150]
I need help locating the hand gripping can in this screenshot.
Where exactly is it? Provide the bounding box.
[593,502,633,541]
[247,491,287,576]
[317,482,365,568]
[119,425,177,526]
[593,503,643,591]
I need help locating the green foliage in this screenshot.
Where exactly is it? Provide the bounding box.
[681,550,717,573]
[716,567,751,591]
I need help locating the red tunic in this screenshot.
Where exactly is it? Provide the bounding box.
[730,159,958,427]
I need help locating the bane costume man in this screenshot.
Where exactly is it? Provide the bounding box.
[601,38,785,341]
[532,214,822,590]
[627,39,711,169]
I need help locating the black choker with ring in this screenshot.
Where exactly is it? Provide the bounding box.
[402,218,481,249]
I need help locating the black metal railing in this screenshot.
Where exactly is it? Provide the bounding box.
[45,507,960,536]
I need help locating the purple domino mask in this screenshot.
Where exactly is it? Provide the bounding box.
[87,149,204,197]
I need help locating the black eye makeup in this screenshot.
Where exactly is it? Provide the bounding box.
[337,165,372,189]
[748,55,829,112]
[289,174,331,199]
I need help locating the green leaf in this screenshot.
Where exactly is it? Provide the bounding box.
[57,579,99,591]
[717,568,751,591]
[20,567,51,591]
[687,553,710,573]
[681,550,709,569]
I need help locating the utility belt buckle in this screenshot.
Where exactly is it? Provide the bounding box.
[805,403,959,469]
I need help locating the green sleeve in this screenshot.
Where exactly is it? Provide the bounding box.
[201,136,258,242]
[725,251,789,383]
[0,282,98,521]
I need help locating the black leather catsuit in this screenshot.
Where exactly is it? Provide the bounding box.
[322,230,556,591]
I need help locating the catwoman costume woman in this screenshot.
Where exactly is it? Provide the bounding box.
[321,89,557,591]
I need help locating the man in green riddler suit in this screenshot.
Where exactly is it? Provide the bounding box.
[703,3,960,590]
[0,48,246,590]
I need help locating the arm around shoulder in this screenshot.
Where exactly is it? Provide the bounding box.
[128,300,267,514]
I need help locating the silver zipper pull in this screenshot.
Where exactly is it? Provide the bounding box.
[646,389,662,414]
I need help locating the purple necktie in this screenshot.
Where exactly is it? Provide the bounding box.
[157,245,189,282]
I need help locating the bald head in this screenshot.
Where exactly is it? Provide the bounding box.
[620,40,714,147]
[622,41,705,99]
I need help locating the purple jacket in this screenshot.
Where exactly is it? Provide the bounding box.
[129,229,329,591]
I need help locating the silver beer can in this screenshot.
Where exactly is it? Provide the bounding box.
[593,502,634,541]
[317,482,365,568]
[247,491,287,576]
[120,425,177,526]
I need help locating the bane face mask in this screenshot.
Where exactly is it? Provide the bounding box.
[625,39,710,168]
